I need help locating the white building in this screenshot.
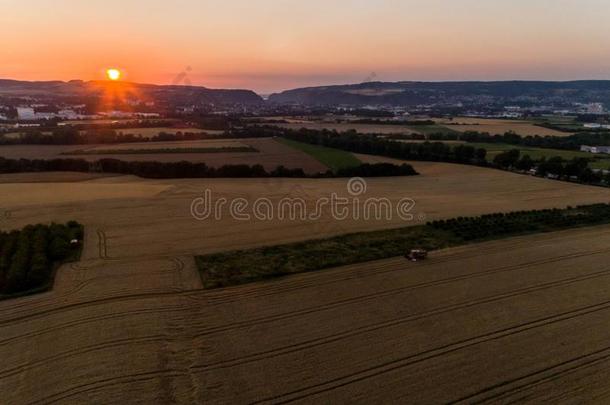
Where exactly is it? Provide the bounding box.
[581,145,610,154]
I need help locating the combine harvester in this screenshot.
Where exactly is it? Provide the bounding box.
[406,249,428,262]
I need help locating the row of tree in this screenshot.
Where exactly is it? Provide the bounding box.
[386,129,610,151]
[0,128,215,145]
[236,126,488,165]
[0,222,83,296]
[0,157,418,179]
[493,150,605,183]
[237,126,610,187]
[428,204,610,241]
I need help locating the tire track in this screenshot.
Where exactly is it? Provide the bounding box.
[249,299,610,404]
[195,248,610,335]
[0,334,167,380]
[0,304,186,345]
[2,246,609,330]
[27,369,185,405]
[7,266,607,378]
[0,258,186,320]
[193,268,610,371]
[97,229,109,259]
[203,244,610,305]
[451,346,610,404]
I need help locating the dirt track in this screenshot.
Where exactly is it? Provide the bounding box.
[2,163,610,403]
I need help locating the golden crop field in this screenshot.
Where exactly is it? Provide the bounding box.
[436,117,573,137]
[0,138,327,174]
[3,219,610,402]
[112,127,224,137]
[81,139,249,151]
[2,161,610,402]
[276,122,414,134]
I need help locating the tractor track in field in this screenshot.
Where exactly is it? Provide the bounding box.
[451,346,610,404]
[251,299,610,404]
[4,265,608,378]
[2,245,610,337]
[202,240,610,305]
[96,229,109,259]
[194,245,610,335]
[193,267,610,372]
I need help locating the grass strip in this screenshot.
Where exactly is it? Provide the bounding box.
[196,203,610,289]
[278,137,362,172]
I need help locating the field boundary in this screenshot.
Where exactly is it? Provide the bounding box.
[196,204,610,289]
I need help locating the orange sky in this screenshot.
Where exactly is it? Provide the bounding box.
[2,0,610,93]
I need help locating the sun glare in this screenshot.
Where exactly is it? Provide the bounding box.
[106,68,121,81]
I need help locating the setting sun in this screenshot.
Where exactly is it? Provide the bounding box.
[106,68,121,81]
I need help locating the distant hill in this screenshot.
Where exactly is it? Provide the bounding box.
[268,81,610,106]
[0,79,263,105]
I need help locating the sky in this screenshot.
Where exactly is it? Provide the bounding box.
[2,0,610,93]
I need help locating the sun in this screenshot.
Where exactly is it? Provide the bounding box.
[106,68,121,81]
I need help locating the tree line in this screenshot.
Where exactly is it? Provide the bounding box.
[428,204,610,242]
[0,157,418,179]
[493,150,606,184]
[0,128,214,145]
[236,126,488,165]
[237,126,610,187]
[0,222,83,297]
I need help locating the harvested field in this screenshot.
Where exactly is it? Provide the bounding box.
[0,172,113,183]
[1,162,610,262]
[275,122,415,134]
[3,159,610,403]
[3,223,610,402]
[0,137,328,174]
[436,117,573,136]
[112,127,224,137]
[82,139,249,151]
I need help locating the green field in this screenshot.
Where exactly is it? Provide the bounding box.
[407,124,459,136]
[278,137,362,171]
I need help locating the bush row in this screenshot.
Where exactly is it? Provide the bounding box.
[0,157,418,179]
[235,126,488,165]
[428,204,610,241]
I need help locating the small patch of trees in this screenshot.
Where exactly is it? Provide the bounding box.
[0,222,83,297]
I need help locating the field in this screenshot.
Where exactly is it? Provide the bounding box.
[111,127,224,137]
[271,117,570,137]
[275,122,415,134]
[3,219,610,401]
[0,137,328,174]
[80,139,249,151]
[467,142,598,159]
[464,142,610,167]
[2,161,610,402]
[277,138,362,171]
[436,117,573,137]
